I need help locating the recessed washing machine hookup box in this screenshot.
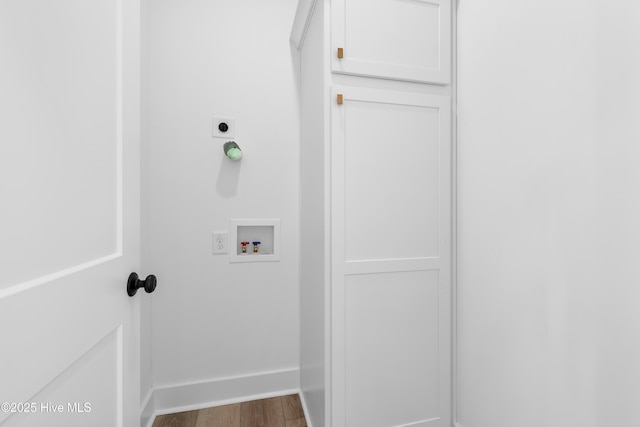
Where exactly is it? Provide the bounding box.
[229,219,280,263]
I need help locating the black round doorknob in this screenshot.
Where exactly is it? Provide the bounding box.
[127,272,157,297]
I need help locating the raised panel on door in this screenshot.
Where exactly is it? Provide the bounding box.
[345,271,443,427]
[4,330,120,427]
[0,0,120,288]
[331,87,451,427]
[0,1,141,425]
[332,0,451,84]
[343,98,440,262]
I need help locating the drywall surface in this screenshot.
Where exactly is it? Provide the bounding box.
[143,0,300,394]
[298,1,327,426]
[457,1,640,426]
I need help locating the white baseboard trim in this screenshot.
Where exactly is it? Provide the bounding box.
[140,388,154,427]
[142,368,300,426]
[298,390,313,427]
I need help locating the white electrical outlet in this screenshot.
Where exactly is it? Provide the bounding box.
[212,117,235,138]
[212,232,228,254]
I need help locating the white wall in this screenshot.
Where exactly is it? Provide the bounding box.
[458,1,640,426]
[142,0,300,409]
[298,1,327,426]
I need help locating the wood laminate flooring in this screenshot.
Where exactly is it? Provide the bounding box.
[152,394,307,427]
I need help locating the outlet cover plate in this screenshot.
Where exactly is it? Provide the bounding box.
[212,232,228,254]
[212,117,235,138]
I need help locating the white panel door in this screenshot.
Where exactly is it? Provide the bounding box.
[0,1,141,426]
[331,87,451,427]
[332,0,451,84]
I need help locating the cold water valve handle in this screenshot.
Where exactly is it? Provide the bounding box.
[127,272,157,297]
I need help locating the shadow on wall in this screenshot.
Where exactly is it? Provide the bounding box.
[216,155,242,198]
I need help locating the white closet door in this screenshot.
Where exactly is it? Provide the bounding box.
[0,1,141,426]
[331,86,451,427]
[331,0,451,84]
